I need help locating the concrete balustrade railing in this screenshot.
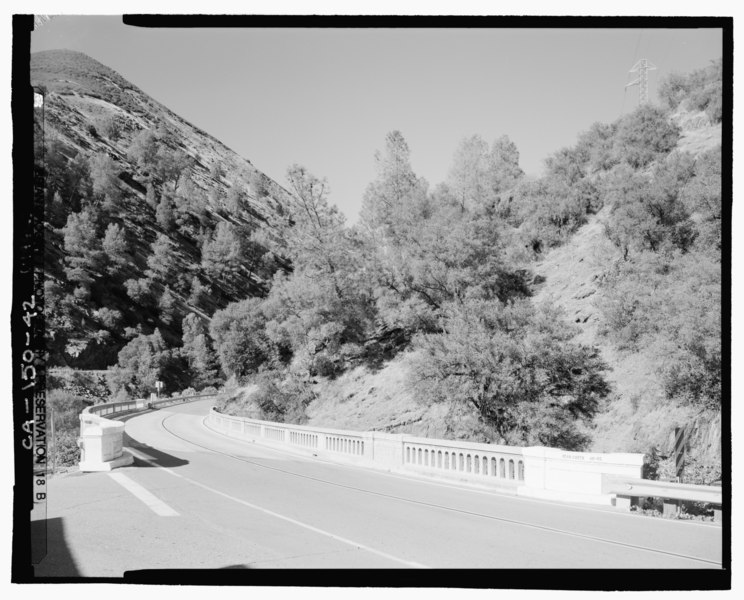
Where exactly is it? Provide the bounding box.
[401,436,525,488]
[206,408,644,505]
[78,393,216,472]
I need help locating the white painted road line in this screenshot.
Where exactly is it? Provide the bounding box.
[126,446,428,568]
[108,472,180,517]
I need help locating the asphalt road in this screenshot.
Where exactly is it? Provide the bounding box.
[33,399,723,576]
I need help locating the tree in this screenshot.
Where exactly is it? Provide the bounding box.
[576,122,618,173]
[604,152,697,256]
[201,221,243,281]
[187,276,209,311]
[156,193,176,231]
[489,135,524,193]
[146,234,178,281]
[258,165,377,365]
[544,145,589,186]
[154,147,191,193]
[447,134,525,213]
[127,129,160,173]
[510,176,588,253]
[658,58,722,123]
[654,252,721,412]
[94,307,122,331]
[102,222,130,275]
[596,234,720,411]
[108,330,188,397]
[409,298,610,449]
[209,298,274,379]
[66,152,93,209]
[43,139,70,204]
[282,165,349,274]
[181,313,221,388]
[447,134,491,211]
[62,208,103,284]
[360,130,428,234]
[368,201,529,332]
[158,286,177,325]
[44,145,91,213]
[124,277,153,305]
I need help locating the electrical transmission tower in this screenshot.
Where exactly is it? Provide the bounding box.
[626,58,657,106]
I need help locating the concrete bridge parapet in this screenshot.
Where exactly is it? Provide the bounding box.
[206,408,645,504]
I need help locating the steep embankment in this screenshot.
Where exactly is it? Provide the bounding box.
[33,50,292,368]
[530,207,670,453]
[531,109,722,459]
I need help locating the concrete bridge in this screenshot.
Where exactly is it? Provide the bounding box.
[30,395,724,578]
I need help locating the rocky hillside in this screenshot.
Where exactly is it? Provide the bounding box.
[299,104,723,474]
[33,50,292,369]
[513,107,721,466]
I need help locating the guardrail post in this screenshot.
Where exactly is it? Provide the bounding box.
[614,495,635,511]
[713,507,722,522]
[663,499,679,518]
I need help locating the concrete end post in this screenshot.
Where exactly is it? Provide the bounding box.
[521,446,547,491]
[78,418,134,472]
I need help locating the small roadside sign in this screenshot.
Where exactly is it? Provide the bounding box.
[674,426,688,481]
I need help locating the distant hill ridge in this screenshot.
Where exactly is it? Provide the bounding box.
[33,49,292,368]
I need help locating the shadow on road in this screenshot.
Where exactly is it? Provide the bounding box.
[32,517,82,579]
[123,431,190,469]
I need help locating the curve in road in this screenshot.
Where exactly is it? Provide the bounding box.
[36,399,724,576]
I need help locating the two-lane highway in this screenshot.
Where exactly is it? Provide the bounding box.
[35,399,723,575]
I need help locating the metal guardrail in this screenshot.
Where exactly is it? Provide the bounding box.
[83,400,140,420]
[602,475,722,505]
[150,393,217,410]
[83,393,217,421]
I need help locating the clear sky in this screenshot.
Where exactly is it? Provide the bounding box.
[30,17,722,222]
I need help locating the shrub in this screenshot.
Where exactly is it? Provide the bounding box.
[309,352,338,378]
[52,430,81,468]
[658,59,722,123]
[97,114,121,141]
[249,371,315,424]
[47,389,88,468]
[613,105,680,169]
